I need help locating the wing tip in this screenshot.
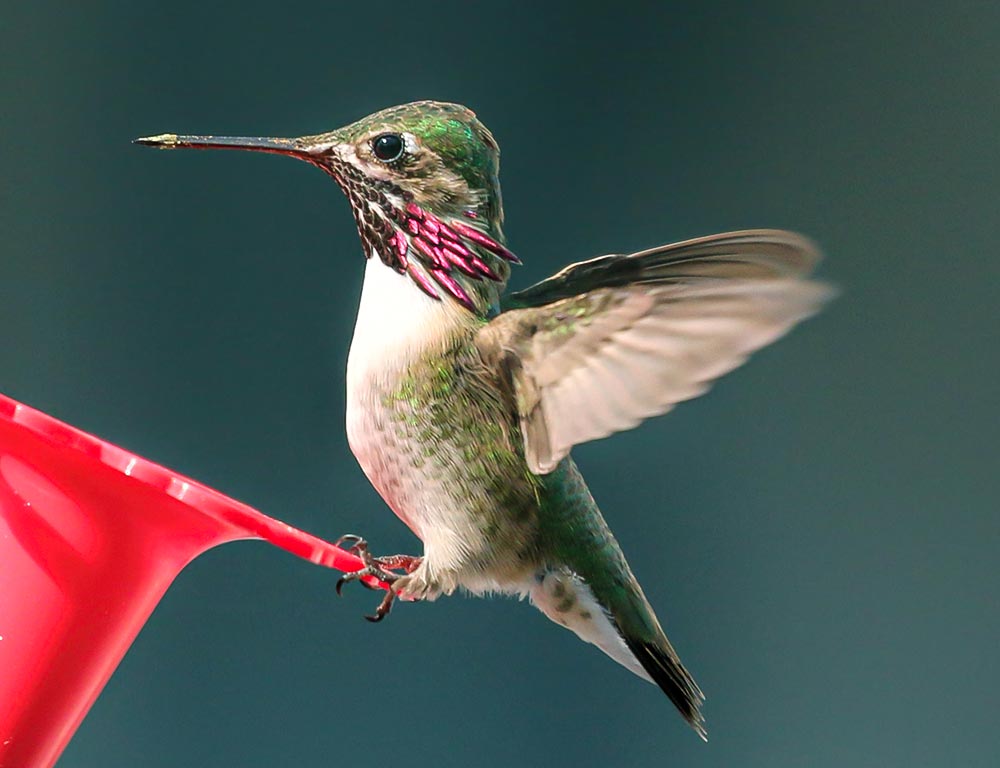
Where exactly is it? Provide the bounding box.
[710,228,825,277]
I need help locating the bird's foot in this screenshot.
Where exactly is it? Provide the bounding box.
[333,534,423,623]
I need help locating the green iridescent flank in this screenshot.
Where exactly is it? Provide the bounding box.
[374,330,635,584]
[535,459,638,616]
[380,338,540,560]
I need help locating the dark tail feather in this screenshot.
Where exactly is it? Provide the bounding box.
[624,636,707,740]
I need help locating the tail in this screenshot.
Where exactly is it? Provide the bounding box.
[621,629,706,739]
[530,567,706,739]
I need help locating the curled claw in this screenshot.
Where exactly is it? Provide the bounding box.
[335,574,352,596]
[334,534,373,596]
[333,533,366,551]
[331,533,422,622]
[365,590,397,623]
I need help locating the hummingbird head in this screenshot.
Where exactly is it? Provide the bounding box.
[137,101,518,313]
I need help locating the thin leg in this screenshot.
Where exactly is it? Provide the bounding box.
[370,553,423,573]
[332,534,423,621]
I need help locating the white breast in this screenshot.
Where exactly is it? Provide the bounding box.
[345,257,466,536]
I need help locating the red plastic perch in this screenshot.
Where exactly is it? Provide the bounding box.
[0,392,382,767]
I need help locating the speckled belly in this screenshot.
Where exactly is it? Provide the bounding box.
[345,346,542,581]
[346,386,430,537]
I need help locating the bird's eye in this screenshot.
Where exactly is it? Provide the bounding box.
[372,133,405,162]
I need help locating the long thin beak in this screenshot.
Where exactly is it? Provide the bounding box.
[134,133,312,160]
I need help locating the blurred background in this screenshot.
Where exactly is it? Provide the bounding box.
[2,2,998,766]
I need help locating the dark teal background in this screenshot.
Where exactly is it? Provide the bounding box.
[3,2,998,766]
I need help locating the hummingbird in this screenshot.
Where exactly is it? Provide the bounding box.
[137,101,831,738]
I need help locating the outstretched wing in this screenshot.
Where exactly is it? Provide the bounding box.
[477,230,833,474]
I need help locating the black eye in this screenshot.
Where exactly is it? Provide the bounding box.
[372,133,404,162]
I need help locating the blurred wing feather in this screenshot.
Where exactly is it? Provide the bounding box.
[478,230,833,474]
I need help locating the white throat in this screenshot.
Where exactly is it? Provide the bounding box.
[346,257,464,392]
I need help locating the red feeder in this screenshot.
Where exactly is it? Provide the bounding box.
[0,392,381,767]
